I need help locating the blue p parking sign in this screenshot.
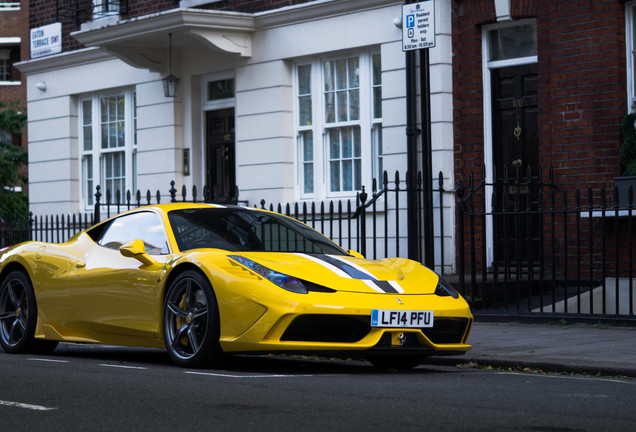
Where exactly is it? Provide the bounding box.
[406,13,415,29]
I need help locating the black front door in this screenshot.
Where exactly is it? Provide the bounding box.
[491,64,541,267]
[206,109,236,203]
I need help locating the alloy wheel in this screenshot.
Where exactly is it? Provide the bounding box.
[164,276,210,362]
[0,277,29,348]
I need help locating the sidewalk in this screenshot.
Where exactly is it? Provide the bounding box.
[432,320,636,377]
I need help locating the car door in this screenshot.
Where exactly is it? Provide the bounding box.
[71,211,170,343]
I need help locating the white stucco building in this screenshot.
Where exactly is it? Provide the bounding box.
[17,0,456,271]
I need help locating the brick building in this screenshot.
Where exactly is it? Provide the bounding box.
[14,0,636,276]
[453,0,628,191]
[0,0,29,161]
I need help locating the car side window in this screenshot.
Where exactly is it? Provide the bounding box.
[97,212,169,255]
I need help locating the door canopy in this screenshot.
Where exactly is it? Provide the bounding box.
[71,9,254,73]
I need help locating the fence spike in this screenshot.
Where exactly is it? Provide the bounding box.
[170,181,177,202]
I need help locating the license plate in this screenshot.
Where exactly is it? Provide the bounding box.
[371,310,434,328]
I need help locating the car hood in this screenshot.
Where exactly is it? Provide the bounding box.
[226,252,439,295]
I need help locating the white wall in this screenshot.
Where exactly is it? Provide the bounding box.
[20,0,457,272]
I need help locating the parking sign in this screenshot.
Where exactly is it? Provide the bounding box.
[402,1,435,51]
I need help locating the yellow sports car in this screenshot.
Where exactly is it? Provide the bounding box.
[0,203,472,369]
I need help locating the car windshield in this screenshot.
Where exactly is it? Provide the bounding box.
[168,208,347,255]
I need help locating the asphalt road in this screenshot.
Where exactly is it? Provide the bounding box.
[1,345,635,431]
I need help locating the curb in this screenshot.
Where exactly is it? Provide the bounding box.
[427,356,636,378]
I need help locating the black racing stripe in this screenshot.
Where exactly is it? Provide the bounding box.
[372,280,399,294]
[310,254,377,281]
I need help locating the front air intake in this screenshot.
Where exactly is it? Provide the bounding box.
[281,315,371,343]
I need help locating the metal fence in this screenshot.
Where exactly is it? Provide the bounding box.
[456,165,635,323]
[2,167,635,323]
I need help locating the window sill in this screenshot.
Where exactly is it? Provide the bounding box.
[0,81,21,86]
[180,0,223,7]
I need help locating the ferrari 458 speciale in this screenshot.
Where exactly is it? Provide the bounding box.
[0,203,472,369]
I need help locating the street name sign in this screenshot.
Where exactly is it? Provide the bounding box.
[30,22,62,59]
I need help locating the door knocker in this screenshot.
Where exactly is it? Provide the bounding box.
[514,119,522,140]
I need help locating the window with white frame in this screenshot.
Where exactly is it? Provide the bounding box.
[0,43,20,83]
[295,51,382,199]
[80,90,137,209]
[93,0,119,19]
[627,1,636,110]
[0,2,20,11]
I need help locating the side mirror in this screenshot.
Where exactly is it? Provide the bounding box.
[120,239,159,267]
[347,250,365,259]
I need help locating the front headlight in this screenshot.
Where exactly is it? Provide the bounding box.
[229,255,308,294]
[434,277,460,299]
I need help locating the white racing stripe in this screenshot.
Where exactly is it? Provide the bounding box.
[388,280,405,294]
[297,253,352,278]
[327,254,378,279]
[298,253,404,294]
[0,400,56,411]
[362,280,388,293]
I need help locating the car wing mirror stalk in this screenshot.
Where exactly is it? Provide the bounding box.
[120,240,160,267]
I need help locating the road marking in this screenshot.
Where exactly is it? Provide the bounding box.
[99,364,148,370]
[0,400,56,411]
[27,358,69,363]
[184,371,315,378]
[496,371,635,384]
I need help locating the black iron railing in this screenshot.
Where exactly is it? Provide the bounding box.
[456,165,635,322]
[56,0,128,26]
[2,167,635,322]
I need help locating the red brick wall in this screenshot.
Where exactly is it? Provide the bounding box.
[28,1,317,53]
[453,0,627,193]
[1,3,30,168]
[452,0,492,177]
[198,0,314,13]
[536,0,626,190]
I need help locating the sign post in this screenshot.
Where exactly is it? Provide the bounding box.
[402,1,435,269]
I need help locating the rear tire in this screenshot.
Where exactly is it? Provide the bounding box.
[163,270,226,368]
[0,270,57,354]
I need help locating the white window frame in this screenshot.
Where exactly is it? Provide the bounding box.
[0,37,21,85]
[626,1,636,111]
[79,89,137,210]
[294,50,381,200]
[93,0,119,19]
[0,2,20,11]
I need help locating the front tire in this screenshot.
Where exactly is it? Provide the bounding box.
[163,270,225,368]
[0,270,58,354]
